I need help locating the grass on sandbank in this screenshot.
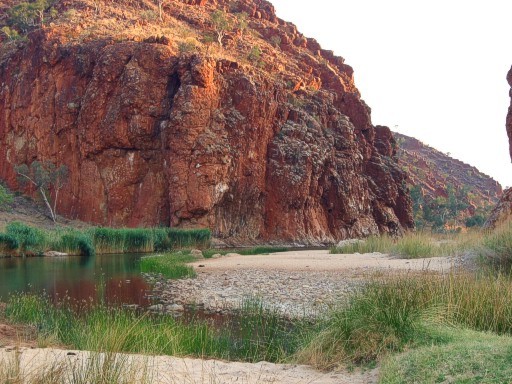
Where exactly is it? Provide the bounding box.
[3,294,305,364]
[330,231,480,259]
[139,251,197,279]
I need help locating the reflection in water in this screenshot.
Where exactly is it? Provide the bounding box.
[0,254,151,306]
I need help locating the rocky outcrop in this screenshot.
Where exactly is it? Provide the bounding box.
[485,188,512,228]
[486,66,512,228]
[396,132,502,216]
[507,66,512,160]
[0,0,413,244]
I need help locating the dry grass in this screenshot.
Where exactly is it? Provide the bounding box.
[331,230,482,259]
[0,349,151,384]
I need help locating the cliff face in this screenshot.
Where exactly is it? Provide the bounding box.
[486,66,512,228]
[507,66,512,161]
[0,0,413,243]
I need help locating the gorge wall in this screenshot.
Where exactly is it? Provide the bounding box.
[0,0,413,244]
[486,65,512,228]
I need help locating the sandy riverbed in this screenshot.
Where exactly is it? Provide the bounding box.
[189,249,458,272]
[0,347,378,383]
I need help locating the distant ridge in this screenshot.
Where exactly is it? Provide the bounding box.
[395,132,502,227]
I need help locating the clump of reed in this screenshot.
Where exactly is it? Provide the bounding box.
[89,227,211,254]
[0,223,211,257]
[4,222,46,255]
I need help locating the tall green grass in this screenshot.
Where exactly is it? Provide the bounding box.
[5,222,46,255]
[482,220,512,271]
[298,272,512,368]
[140,251,197,279]
[4,293,304,364]
[89,227,211,254]
[0,222,211,256]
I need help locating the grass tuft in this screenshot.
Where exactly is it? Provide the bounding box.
[139,251,197,279]
[482,220,512,271]
[298,271,512,368]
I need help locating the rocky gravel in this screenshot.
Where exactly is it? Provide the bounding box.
[142,249,463,319]
[145,269,364,319]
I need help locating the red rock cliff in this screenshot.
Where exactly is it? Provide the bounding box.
[0,0,413,243]
[486,66,512,227]
[507,66,512,160]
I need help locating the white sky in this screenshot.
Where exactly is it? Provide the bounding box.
[270,0,512,188]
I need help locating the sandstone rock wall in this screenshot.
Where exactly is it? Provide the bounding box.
[0,0,413,244]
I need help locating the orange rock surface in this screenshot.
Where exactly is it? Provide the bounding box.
[0,0,413,243]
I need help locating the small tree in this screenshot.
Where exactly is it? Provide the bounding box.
[236,12,248,36]
[156,0,168,22]
[211,10,232,47]
[8,0,51,31]
[15,161,69,223]
[270,35,281,48]
[248,45,264,68]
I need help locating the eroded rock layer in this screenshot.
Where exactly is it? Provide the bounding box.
[0,0,413,243]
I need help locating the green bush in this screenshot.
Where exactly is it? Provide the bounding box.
[465,214,486,228]
[8,0,52,32]
[0,233,19,251]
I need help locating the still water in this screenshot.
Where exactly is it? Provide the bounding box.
[0,254,151,306]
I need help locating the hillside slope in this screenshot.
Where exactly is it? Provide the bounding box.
[395,132,502,228]
[0,0,413,244]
